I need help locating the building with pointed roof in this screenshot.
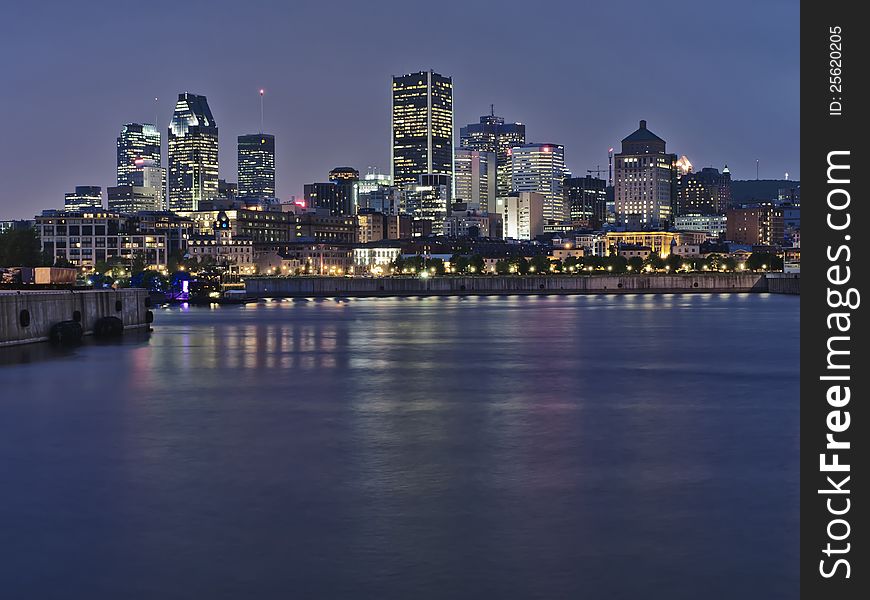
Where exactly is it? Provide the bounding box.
[614,120,677,229]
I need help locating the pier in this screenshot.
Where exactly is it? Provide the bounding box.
[0,289,151,347]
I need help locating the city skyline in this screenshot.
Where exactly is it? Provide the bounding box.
[0,1,799,220]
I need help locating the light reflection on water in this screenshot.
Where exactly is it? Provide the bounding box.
[0,293,799,599]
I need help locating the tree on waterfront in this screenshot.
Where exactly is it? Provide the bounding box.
[666,253,683,272]
[606,254,628,274]
[627,256,644,272]
[495,259,510,275]
[748,252,783,271]
[450,254,470,274]
[529,254,550,274]
[515,256,530,275]
[645,253,666,271]
[469,254,485,274]
[0,228,44,267]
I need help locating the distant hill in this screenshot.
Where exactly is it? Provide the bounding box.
[730,179,799,203]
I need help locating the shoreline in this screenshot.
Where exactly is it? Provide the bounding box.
[244,273,799,299]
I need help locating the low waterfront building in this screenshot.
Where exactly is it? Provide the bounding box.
[256,242,354,276]
[574,232,608,257]
[618,244,651,260]
[353,245,402,275]
[551,247,585,261]
[35,210,168,268]
[605,231,681,257]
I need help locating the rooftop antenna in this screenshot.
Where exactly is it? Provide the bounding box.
[154,96,159,127]
[756,159,760,180]
[490,103,495,117]
[259,89,265,133]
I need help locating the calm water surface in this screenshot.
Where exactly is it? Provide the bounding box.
[0,293,799,599]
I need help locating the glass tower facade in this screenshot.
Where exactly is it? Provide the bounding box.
[237,134,275,200]
[117,123,161,185]
[391,70,454,187]
[168,93,219,212]
[460,113,525,198]
[510,144,568,224]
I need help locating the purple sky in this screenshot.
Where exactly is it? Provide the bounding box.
[0,0,799,220]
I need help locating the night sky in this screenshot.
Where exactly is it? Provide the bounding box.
[0,0,799,220]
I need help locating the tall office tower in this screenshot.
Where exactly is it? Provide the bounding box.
[510,144,568,224]
[117,123,161,185]
[460,111,525,197]
[391,70,454,187]
[564,175,608,229]
[454,149,496,212]
[675,166,732,216]
[237,134,275,200]
[614,120,677,229]
[167,93,219,212]
[64,186,102,210]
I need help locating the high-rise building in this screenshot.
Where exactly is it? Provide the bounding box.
[117,124,165,208]
[496,192,545,241]
[614,120,677,229]
[564,176,607,229]
[237,134,275,200]
[117,123,161,185]
[510,144,568,225]
[676,166,732,216]
[64,186,102,210]
[454,149,496,212]
[168,93,219,212]
[460,111,525,197]
[391,70,454,187]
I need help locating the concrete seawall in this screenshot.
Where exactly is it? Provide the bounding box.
[764,273,800,295]
[246,273,790,298]
[0,289,150,347]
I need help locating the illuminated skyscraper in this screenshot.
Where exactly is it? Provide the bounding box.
[237,134,275,200]
[117,123,161,185]
[391,70,454,187]
[167,93,219,212]
[117,123,165,208]
[510,144,569,224]
[614,120,677,229]
[460,111,525,197]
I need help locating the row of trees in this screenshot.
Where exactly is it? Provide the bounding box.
[391,251,783,276]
